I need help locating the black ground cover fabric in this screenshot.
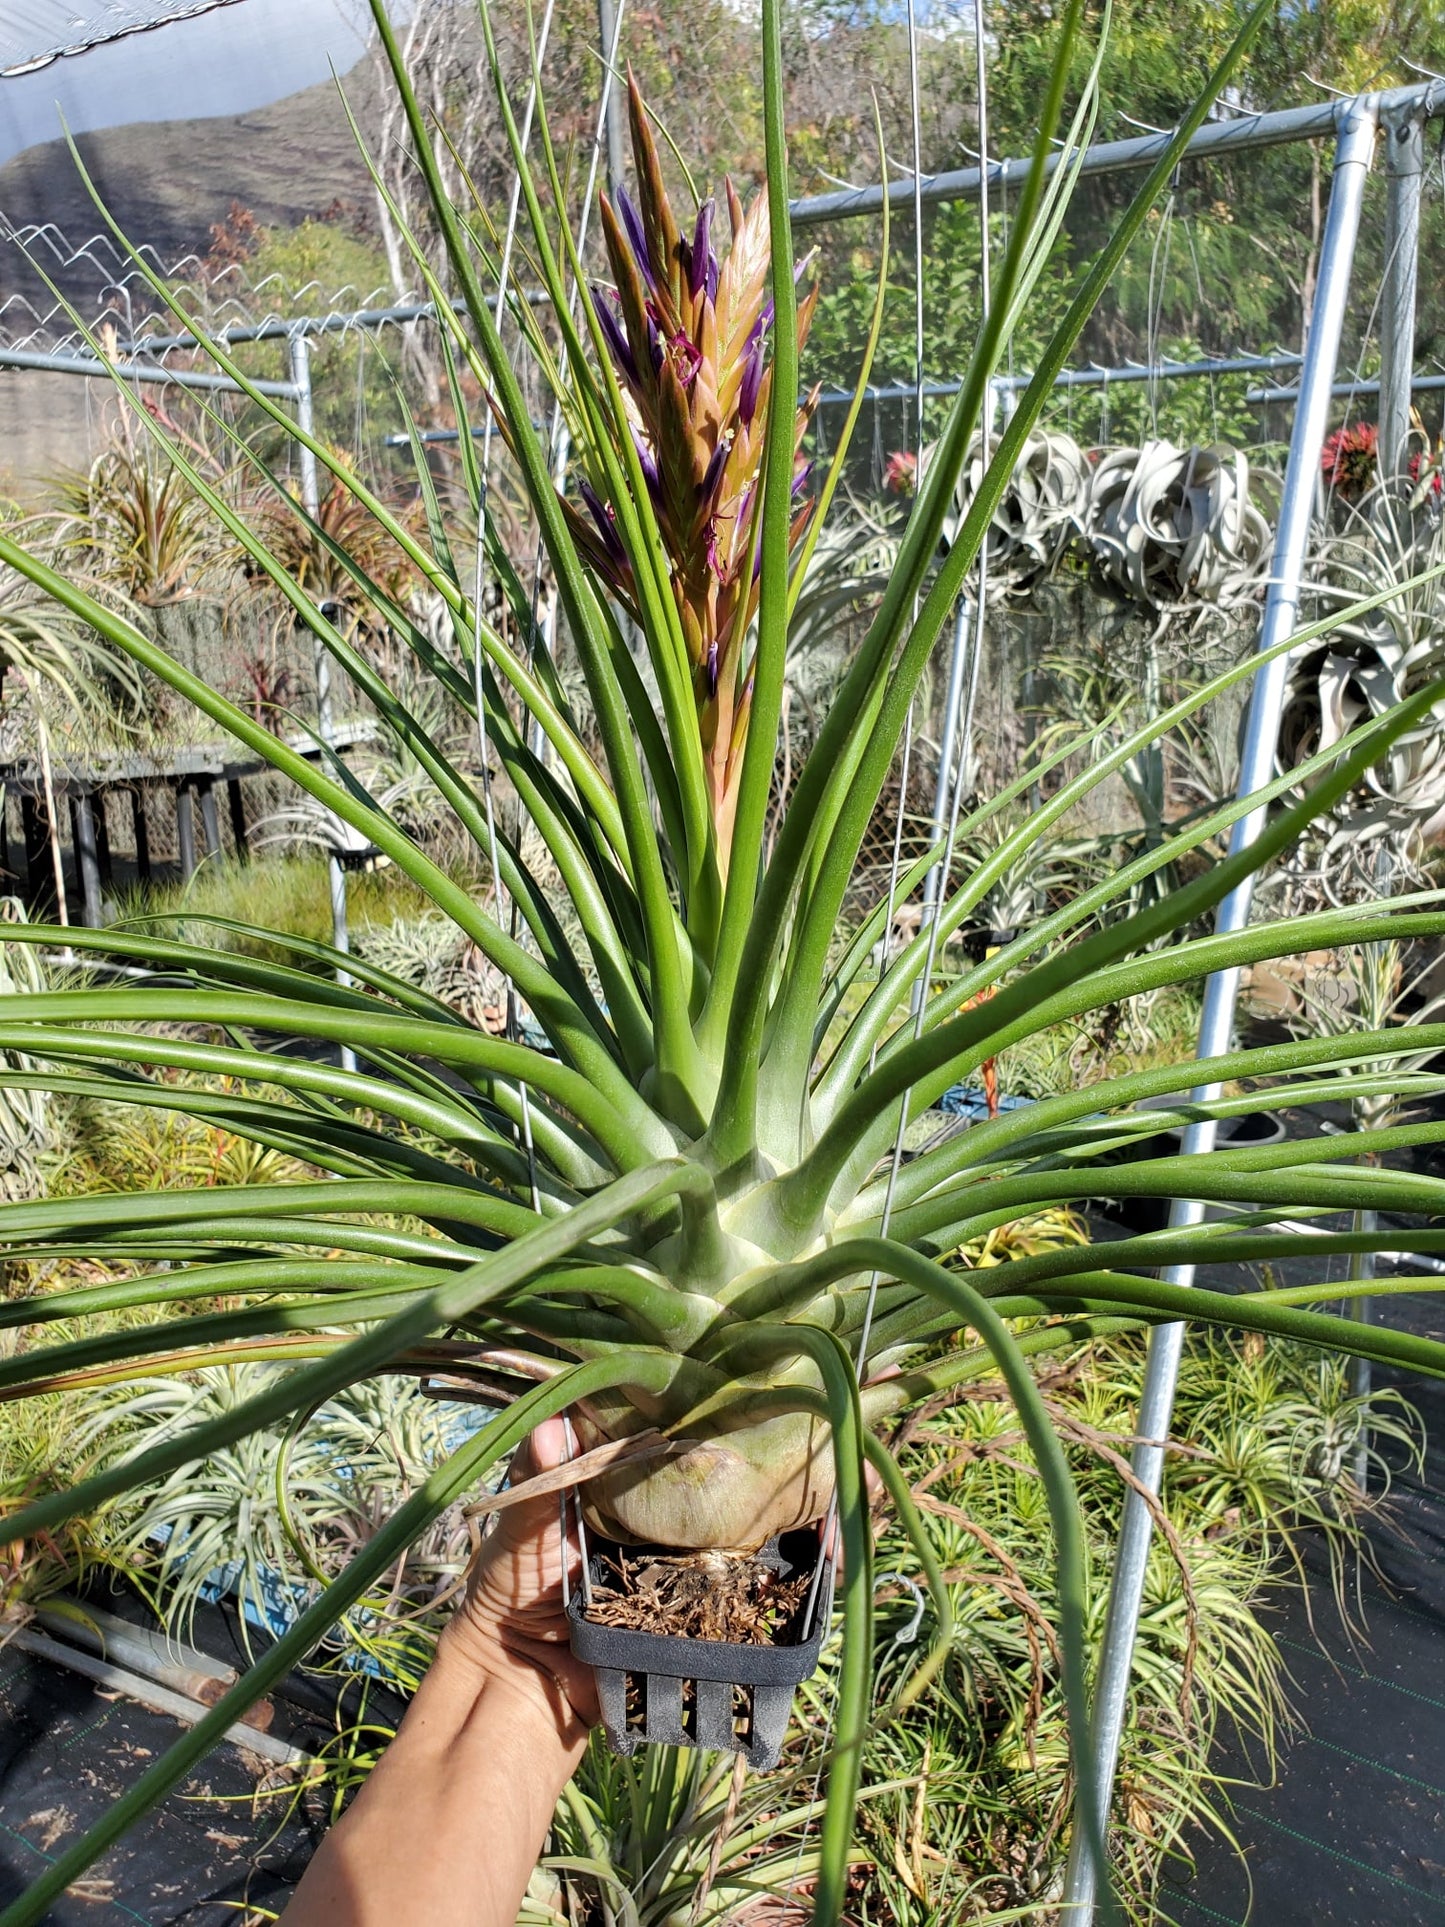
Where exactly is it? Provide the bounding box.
[0,1583,403,1924]
[1159,1098,1445,1925]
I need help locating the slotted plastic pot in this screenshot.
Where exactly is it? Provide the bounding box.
[566,1528,833,1771]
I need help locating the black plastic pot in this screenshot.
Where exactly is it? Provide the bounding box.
[959,924,1021,963]
[567,1529,832,1771]
[1096,1105,1287,1233]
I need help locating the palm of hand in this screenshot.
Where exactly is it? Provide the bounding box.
[445,1416,601,1738]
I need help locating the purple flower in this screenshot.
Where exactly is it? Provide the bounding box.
[745,299,774,355]
[616,187,655,287]
[667,328,703,386]
[594,287,637,383]
[698,438,728,505]
[739,334,765,425]
[631,429,663,505]
[792,460,813,500]
[646,313,665,374]
[687,199,718,301]
[579,478,626,566]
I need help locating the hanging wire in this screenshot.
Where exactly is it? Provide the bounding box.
[1145,188,1177,437]
[779,7,937,1897]
[467,0,562,1216]
[520,0,631,763]
[353,328,368,469]
[866,0,931,1092]
[863,0,994,1375]
[778,9,950,1898]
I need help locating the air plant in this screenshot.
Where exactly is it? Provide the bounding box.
[75,1365,473,1656]
[1321,420,1379,504]
[253,453,420,672]
[1085,439,1274,609]
[4,6,1445,1925]
[52,436,229,606]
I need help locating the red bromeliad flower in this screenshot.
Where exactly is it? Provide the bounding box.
[1321,420,1378,502]
[883,449,918,496]
[1409,445,1444,497]
[564,73,819,868]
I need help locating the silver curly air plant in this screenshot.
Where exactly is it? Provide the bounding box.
[4,6,1445,1925]
[1278,479,1445,903]
[939,429,1275,609]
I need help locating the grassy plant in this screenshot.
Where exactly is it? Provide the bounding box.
[108,852,443,969]
[70,1366,474,1656]
[2,5,1445,1922]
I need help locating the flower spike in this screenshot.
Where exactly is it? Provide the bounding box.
[569,78,816,869]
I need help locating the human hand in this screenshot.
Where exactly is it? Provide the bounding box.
[441,1415,600,1745]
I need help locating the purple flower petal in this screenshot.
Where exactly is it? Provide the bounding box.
[646,313,665,374]
[594,287,637,383]
[688,199,716,300]
[630,429,663,505]
[579,478,626,565]
[668,328,703,386]
[739,336,765,425]
[616,187,655,287]
[699,439,728,504]
[792,460,813,500]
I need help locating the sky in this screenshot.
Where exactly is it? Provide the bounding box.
[0,0,382,171]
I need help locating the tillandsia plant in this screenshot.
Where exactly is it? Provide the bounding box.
[8,2,1445,1922]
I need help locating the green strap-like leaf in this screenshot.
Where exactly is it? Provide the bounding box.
[0,1157,705,1548]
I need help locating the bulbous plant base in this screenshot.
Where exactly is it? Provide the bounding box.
[573,1405,835,1549]
[567,1528,832,1771]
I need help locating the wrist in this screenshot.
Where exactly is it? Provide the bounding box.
[437,1613,592,1752]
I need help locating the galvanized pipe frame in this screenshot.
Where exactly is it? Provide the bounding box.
[790,77,1445,227]
[118,290,550,358]
[0,343,298,398]
[1059,94,1388,1920]
[1378,100,1426,479]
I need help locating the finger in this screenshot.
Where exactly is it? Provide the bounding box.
[821,1463,883,1567]
[466,1433,678,1523]
[527,1413,571,1475]
[486,1417,562,1528]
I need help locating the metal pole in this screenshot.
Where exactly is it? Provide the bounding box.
[596,0,627,194]
[0,347,296,397]
[1249,371,1445,403]
[70,793,103,928]
[122,292,551,357]
[1379,104,1424,481]
[288,330,356,1075]
[921,595,971,919]
[1060,99,1379,1922]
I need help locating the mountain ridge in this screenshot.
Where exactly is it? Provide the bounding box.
[0,65,381,330]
